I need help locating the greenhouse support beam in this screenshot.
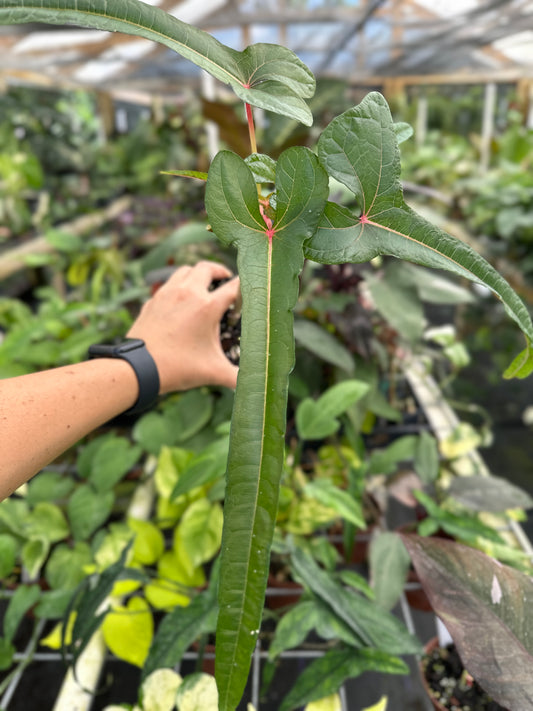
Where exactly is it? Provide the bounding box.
[52,629,107,711]
[480,82,496,172]
[403,356,533,565]
[416,92,427,147]
[350,69,533,88]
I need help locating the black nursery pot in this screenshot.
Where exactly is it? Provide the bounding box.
[420,638,509,711]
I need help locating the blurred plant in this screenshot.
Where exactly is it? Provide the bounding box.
[459,166,533,270]
[0,124,44,237]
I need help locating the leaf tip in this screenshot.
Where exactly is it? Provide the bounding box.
[503,340,533,379]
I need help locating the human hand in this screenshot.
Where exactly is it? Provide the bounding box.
[127,261,240,393]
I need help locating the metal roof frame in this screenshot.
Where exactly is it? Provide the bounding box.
[0,0,532,98]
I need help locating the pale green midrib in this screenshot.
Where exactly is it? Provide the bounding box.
[221,235,274,710]
[3,2,242,88]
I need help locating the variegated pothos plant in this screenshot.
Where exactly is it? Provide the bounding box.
[2,2,533,709]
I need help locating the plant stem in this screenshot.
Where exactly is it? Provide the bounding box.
[245,102,258,155]
[0,618,46,698]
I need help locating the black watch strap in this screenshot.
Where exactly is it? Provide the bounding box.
[88,338,160,415]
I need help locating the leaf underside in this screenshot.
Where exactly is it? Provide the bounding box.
[0,0,314,124]
[206,147,328,710]
[403,534,533,709]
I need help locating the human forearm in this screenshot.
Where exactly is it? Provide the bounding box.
[0,358,138,498]
[0,261,240,499]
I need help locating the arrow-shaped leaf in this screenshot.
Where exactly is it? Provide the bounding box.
[403,534,533,709]
[306,92,533,375]
[205,146,328,711]
[0,0,314,124]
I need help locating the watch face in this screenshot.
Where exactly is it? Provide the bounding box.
[88,338,145,358]
[115,339,145,354]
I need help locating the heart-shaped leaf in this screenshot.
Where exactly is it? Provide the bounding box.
[296,380,370,440]
[304,479,365,528]
[0,0,314,124]
[403,534,533,709]
[306,92,533,375]
[141,563,219,681]
[141,669,183,711]
[102,596,153,668]
[175,672,218,711]
[67,484,114,540]
[206,146,329,711]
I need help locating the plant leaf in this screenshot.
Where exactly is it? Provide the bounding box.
[45,542,93,591]
[141,561,219,682]
[206,147,329,711]
[269,600,322,660]
[67,484,114,541]
[173,500,223,574]
[22,538,49,580]
[363,269,426,344]
[102,596,153,668]
[128,518,165,566]
[504,340,533,379]
[161,170,208,181]
[304,480,365,528]
[0,0,314,124]
[170,436,228,499]
[64,542,132,671]
[306,92,533,370]
[3,584,41,643]
[447,474,533,512]
[414,431,440,485]
[296,379,369,440]
[141,669,183,711]
[0,638,15,671]
[362,697,388,711]
[413,489,505,546]
[289,545,421,656]
[279,646,407,711]
[403,534,533,709]
[87,437,142,492]
[245,154,277,184]
[294,319,355,374]
[175,672,218,711]
[0,534,17,578]
[368,532,410,611]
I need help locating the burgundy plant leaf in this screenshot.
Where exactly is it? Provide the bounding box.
[402,533,533,709]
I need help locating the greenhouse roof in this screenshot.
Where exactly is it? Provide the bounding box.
[0,0,532,97]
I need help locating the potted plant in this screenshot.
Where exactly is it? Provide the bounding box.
[420,636,508,711]
[2,3,533,710]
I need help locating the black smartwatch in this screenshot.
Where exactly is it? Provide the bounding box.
[88,338,160,415]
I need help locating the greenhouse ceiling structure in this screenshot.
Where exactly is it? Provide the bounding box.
[0,0,532,99]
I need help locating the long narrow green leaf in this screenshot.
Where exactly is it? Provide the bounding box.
[0,0,314,124]
[206,147,328,711]
[306,92,533,375]
[279,646,408,711]
[290,546,421,656]
[63,542,132,672]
